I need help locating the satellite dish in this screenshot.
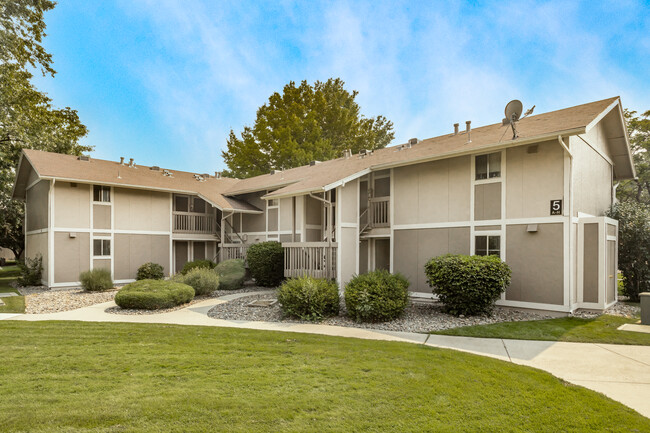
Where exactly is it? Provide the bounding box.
[504,100,523,123]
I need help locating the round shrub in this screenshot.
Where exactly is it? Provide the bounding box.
[246,241,284,287]
[277,276,339,321]
[79,268,114,292]
[344,270,409,322]
[177,267,220,296]
[114,280,194,310]
[215,259,246,290]
[136,262,165,280]
[181,259,216,275]
[425,254,512,316]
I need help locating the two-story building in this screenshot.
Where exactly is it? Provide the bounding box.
[12,96,635,313]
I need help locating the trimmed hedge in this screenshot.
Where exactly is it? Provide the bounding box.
[115,280,194,310]
[175,268,220,296]
[136,262,165,280]
[277,276,339,321]
[246,241,284,287]
[79,269,114,292]
[425,254,511,316]
[215,259,246,290]
[181,259,216,275]
[344,270,410,322]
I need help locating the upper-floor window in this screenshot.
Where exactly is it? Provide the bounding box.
[93,185,110,202]
[174,195,208,213]
[267,198,278,208]
[475,152,501,180]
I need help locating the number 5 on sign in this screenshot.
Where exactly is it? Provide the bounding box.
[550,200,563,215]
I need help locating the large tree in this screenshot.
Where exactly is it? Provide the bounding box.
[0,0,90,258]
[617,109,650,204]
[222,78,394,178]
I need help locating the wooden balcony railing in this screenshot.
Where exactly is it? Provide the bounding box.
[173,212,215,234]
[369,196,390,228]
[283,242,338,280]
[221,243,248,262]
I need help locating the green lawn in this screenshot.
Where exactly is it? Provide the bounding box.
[434,314,649,346]
[0,321,648,432]
[0,265,24,314]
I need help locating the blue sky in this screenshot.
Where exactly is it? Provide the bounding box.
[32,0,650,174]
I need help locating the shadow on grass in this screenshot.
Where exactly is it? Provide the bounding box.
[0,265,25,313]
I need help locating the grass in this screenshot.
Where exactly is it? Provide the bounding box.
[0,321,648,432]
[434,314,650,346]
[0,265,24,314]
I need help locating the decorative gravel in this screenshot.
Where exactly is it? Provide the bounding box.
[14,283,49,296]
[207,291,558,333]
[572,301,641,319]
[24,288,118,314]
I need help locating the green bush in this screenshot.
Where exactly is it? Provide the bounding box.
[606,202,650,302]
[115,280,194,310]
[215,259,246,290]
[17,254,43,286]
[277,276,339,321]
[136,262,165,280]
[176,268,220,296]
[181,259,216,275]
[344,270,409,322]
[79,269,114,292]
[425,254,511,316]
[246,241,284,287]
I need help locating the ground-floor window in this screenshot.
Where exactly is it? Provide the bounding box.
[93,239,111,256]
[475,235,500,257]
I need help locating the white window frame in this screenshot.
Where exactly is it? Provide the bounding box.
[474,233,501,257]
[92,238,111,258]
[93,185,111,203]
[474,152,502,183]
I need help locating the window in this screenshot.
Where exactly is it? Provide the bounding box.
[267,199,278,207]
[93,185,110,202]
[475,152,501,180]
[191,197,206,213]
[174,195,189,212]
[93,239,110,256]
[475,235,500,257]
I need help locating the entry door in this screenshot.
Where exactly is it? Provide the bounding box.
[174,241,189,274]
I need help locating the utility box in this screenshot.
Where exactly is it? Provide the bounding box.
[641,293,650,325]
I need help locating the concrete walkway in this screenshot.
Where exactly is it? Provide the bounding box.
[4,296,650,418]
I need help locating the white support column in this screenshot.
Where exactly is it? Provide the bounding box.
[47,179,55,287]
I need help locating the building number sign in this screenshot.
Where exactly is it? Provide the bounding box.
[550,199,563,215]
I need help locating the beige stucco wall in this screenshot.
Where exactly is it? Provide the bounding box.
[306,196,321,225]
[393,227,470,292]
[474,183,501,221]
[505,223,564,305]
[93,204,111,230]
[607,240,616,304]
[240,191,266,233]
[571,134,612,217]
[93,258,111,271]
[340,179,358,224]
[25,232,48,283]
[54,182,91,229]
[114,188,170,231]
[53,232,90,283]
[393,156,471,225]
[267,208,278,231]
[583,223,599,303]
[339,226,358,287]
[280,198,293,231]
[506,141,564,219]
[114,234,170,280]
[26,180,49,232]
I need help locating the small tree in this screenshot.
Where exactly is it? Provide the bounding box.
[607,202,650,302]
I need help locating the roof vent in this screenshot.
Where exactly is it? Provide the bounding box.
[343,149,352,159]
[465,121,472,143]
[270,169,280,175]
[163,169,173,177]
[309,160,320,166]
[128,158,135,167]
[78,155,90,162]
[453,123,459,135]
[119,157,125,165]
[359,149,373,158]
[215,171,222,179]
[408,138,419,146]
[193,174,205,181]
[150,166,160,171]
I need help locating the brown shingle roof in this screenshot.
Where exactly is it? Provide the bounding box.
[226,96,624,198]
[16,150,261,212]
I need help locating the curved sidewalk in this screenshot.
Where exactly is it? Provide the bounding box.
[4,296,650,418]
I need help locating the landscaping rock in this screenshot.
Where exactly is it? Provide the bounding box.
[24,288,118,314]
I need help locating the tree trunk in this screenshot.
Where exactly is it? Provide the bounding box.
[636,181,643,202]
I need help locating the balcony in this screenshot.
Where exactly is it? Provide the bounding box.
[173,212,216,234]
[369,196,390,228]
[283,242,338,279]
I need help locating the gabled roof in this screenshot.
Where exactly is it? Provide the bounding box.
[12,150,261,213]
[222,96,634,199]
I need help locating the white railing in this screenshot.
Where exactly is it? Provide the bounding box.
[173,212,215,234]
[283,242,338,280]
[369,196,390,228]
[221,243,248,262]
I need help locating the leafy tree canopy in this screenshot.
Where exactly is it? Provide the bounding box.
[0,0,89,258]
[222,78,394,178]
[618,109,650,204]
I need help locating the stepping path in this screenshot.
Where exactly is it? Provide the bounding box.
[0,292,19,297]
[2,293,649,418]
